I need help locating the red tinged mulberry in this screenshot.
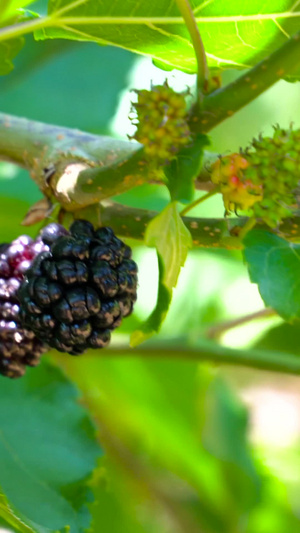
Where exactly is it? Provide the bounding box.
[0,236,49,378]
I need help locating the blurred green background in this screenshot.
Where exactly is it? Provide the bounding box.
[1,18,300,532]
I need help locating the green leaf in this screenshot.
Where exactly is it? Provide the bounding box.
[145,201,192,287]
[0,35,136,133]
[130,258,172,346]
[0,7,39,75]
[0,492,34,533]
[254,322,300,354]
[0,1,30,22]
[164,134,210,204]
[0,27,24,75]
[201,376,262,511]
[244,229,300,321]
[131,202,192,346]
[0,1,37,21]
[65,356,238,531]
[34,0,300,74]
[0,360,102,533]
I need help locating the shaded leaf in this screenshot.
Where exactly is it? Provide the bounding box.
[164,134,210,204]
[0,36,136,133]
[0,360,102,533]
[244,229,300,320]
[201,376,262,511]
[130,257,171,346]
[63,355,236,532]
[0,7,39,75]
[254,322,300,354]
[0,30,24,76]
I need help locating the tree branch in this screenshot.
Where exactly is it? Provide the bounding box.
[0,112,216,202]
[192,32,300,133]
[98,202,300,249]
[0,113,147,208]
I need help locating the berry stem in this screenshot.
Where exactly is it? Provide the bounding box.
[191,31,300,133]
[175,0,209,93]
[238,217,257,241]
[180,189,218,216]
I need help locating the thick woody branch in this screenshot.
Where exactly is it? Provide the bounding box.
[0,113,215,205]
[0,113,144,204]
[98,202,300,248]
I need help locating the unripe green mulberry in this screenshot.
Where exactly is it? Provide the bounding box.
[212,126,300,227]
[212,154,263,213]
[131,82,192,166]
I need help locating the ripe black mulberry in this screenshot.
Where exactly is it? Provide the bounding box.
[18,220,138,355]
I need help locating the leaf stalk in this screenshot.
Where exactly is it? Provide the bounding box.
[175,0,209,92]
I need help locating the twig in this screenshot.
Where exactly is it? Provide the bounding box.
[61,340,300,376]
[206,308,276,340]
[180,188,218,216]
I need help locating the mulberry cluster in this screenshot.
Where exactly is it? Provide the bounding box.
[212,126,300,227]
[18,220,138,355]
[131,82,192,166]
[0,235,48,378]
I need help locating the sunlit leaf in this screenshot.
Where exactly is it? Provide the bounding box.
[34,0,300,74]
[0,8,39,75]
[131,202,192,345]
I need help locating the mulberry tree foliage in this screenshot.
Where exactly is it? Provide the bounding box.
[1,1,300,533]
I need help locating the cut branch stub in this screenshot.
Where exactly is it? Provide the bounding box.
[0,113,145,202]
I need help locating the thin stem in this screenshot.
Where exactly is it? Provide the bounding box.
[175,0,209,91]
[238,216,257,241]
[0,15,53,42]
[180,188,218,216]
[206,308,276,340]
[54,340,300,376]
[193,31,300,133]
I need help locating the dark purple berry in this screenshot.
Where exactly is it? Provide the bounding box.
[40,223,69,245]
